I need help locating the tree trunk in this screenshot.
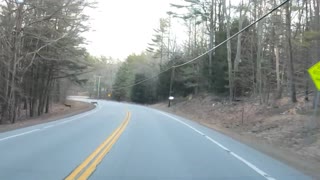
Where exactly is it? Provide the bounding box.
[285,2,297,103]
[224,0,233,102]
[45,93,50,114]
[9,3,24,123]
[234,0,243,73]
[304,0,309,102]
[256,1,263,103]
[208,0,214,79]
[314,0,320,60]
[274,46,282,99]
[233,0,246,97]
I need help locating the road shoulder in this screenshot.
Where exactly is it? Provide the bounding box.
[150,104,320,179]
[0,100,95,133]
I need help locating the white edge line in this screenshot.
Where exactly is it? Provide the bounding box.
[157,111,276,180]
[205,136,231,152]
[0,129,40,142]
[42,125,55,129]
[0,103,101,141]
[230,152,276,180]
[44,104,101,127]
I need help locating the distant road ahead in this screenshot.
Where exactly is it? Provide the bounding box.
[0,100,311,180]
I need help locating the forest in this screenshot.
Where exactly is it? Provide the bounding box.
[112,0,320,106]
[0,0,94,124]
[1,0,319,124]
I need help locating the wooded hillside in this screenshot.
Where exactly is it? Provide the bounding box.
[112,0,320,106]
[0,0,94,123]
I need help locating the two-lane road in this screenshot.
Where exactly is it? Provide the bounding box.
[0,100,311,179]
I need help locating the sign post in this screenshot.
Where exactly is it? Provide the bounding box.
[314,91,320,117]
[308,61,320,128]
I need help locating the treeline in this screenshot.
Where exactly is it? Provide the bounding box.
[112,53,158,103]
[77,56,120,99]
[0,0,93,124]
[112,0,320,105]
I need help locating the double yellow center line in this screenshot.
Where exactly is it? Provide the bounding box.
[65,112,131,180]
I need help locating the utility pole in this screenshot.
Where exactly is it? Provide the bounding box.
[93,75,102,99]
[168,67,175,107]
[97,76,101,99]
[93,76,96,98]
[111,69,113,94]
[110,63,114,95]
[167,14,171,61]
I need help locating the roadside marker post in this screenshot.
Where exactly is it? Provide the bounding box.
[168,96,174,107]
[314,91,320,116]
[168,67,175,107]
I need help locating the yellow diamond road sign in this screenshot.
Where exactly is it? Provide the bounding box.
[308,61,320,91]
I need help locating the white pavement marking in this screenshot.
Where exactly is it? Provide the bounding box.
[204,135,231,153]
[158,111,276,180]
[230,152,276,180]
[0,104,101,142]
[42,104,101,128]
[0,129,40,142]
[42,125,55,129]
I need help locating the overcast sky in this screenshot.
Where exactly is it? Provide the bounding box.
[83,0,242,60]
[83,0,182,60]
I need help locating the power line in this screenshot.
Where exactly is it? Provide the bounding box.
[111,66,173,91]
[173,0,289,68]
[111,56,183,91]
[112,0,290,91]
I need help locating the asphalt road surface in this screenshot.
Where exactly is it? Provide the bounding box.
[0,100,312,180]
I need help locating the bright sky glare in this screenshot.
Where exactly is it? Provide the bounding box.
[83,0,180,60]
[83,0,242,60]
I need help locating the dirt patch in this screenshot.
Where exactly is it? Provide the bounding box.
[0,100,95,133]
[151,95,320,178]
